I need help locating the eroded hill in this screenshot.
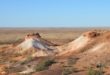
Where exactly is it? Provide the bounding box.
[1,30,110,75]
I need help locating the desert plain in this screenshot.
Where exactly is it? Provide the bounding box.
[0,28,110,75]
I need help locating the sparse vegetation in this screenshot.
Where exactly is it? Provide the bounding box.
[62,68,73,75]
[96,63,104,75]
[62,57,79,75]
[35,59,56,71]
[20,56,33,65]
[67,57,79,66]
[87,66,104,75]
[88,67,98,75]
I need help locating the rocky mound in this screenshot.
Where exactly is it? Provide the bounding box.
[17,33,58,57]
[57,30,110,71]
[74,31,110,69]
[57,30,101,56]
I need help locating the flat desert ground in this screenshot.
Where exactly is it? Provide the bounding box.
[0,28,86,45]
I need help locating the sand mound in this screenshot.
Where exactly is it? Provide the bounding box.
[17,33,58,57]
[57,30,101,56]
[57,30,110,70]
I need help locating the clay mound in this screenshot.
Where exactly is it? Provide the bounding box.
[57,30,110,70]
[17,33,58,57]
[57,30,101,56]
[74,31,110,69]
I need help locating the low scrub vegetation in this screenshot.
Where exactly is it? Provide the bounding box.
[35,59,56,71]
[87,67,104,75]
[62,68,73,75]
[20,56,33,65]
[88,67,99,75]
[62,58,79,75]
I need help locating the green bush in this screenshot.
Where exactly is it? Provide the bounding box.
[62,68,73,75]
[87,67,103,75]
[35,59,56,71]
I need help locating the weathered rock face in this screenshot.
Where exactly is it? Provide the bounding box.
[17,33,58,57]
[83,30,100,38]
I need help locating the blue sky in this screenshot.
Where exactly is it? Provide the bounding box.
[0,0,110,27]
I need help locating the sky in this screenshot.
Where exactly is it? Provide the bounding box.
[0,0,110,27]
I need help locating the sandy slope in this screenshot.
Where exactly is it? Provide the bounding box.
[57,30,110,72]
[57,30,100,57]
